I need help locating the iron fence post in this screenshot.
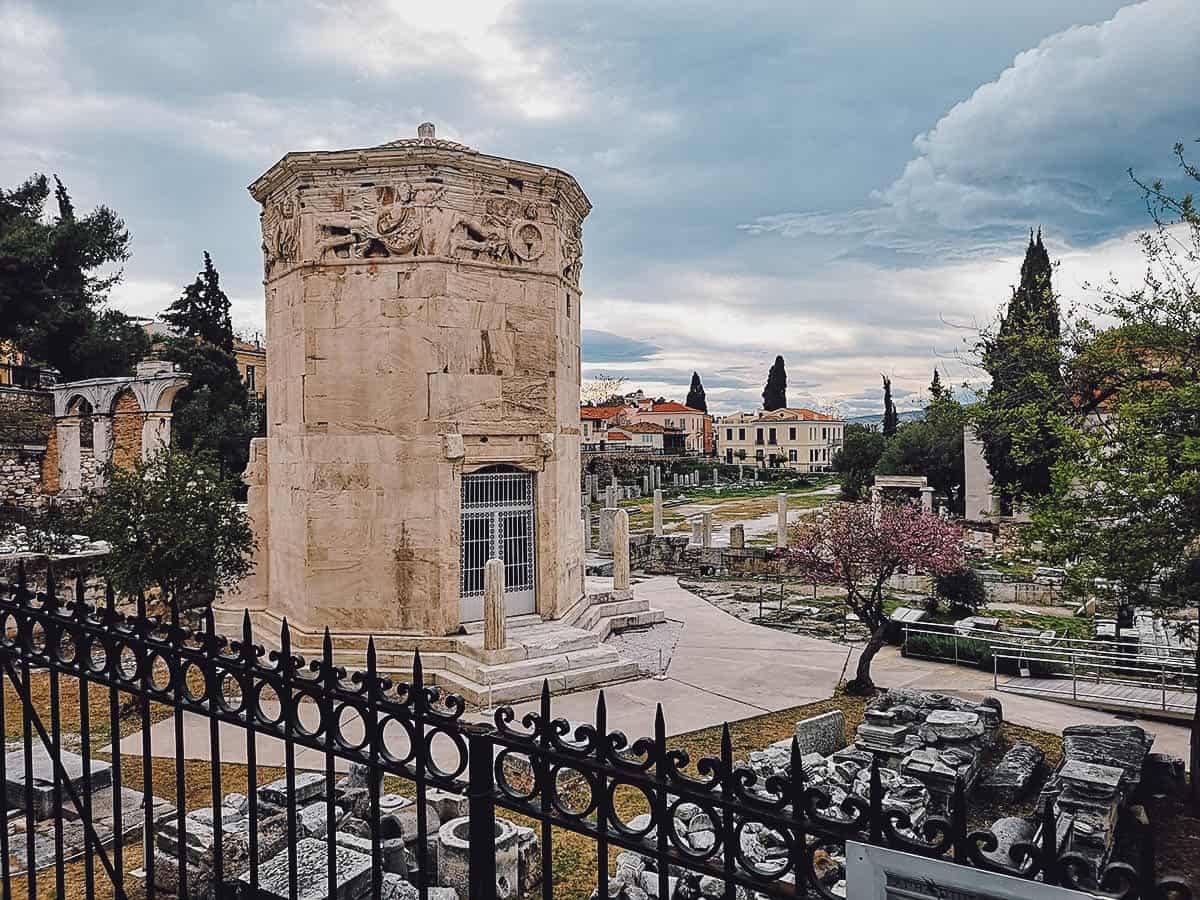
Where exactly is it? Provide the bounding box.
[954,631,959,667]
[993,650,998,689]
[1072,655,1077,700]
[466,724,498,900]
[1161,663,1167,712]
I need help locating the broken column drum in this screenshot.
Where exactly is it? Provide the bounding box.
[221,124,591,642]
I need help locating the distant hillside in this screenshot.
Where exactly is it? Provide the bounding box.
[847,409,926,427]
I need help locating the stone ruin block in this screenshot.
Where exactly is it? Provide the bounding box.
[438,815,520,900]
[980,741,1045,804]
[239,836,372,900]
[4,744,112,819]
[792,710,845,758]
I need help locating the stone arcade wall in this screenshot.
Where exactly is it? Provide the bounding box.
[230,125,591,640]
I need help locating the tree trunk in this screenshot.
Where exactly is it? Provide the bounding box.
[847,623,888,696]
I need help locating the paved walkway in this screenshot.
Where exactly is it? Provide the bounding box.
[115,575,1191,770]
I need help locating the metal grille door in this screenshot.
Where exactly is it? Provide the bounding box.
[460,470,537,621]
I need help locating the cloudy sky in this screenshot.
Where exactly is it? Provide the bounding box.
[3,1,1196,416]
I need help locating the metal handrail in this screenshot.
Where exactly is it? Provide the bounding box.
[902,620,1195,665]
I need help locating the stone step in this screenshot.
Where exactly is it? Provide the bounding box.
[432,658,643,706]
[445,645,625,686]
[454,625,602,664]
[574,597,655,631]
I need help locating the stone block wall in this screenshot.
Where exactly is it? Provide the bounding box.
[111,389,144,470]
[0,386,52,444]
[0,447,46,508]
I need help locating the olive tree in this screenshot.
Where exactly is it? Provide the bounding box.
[86,449,253,610]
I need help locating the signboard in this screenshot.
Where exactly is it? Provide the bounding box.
[845,842,1096,900]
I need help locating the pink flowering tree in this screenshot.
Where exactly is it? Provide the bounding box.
[789,502,963,694]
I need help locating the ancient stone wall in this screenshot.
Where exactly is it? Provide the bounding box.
[40,425,59,493]
[111,390,143,470]
[0,447,46,508]
[0,386,52,445]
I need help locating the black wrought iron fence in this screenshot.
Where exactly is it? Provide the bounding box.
[0,559,1193,900]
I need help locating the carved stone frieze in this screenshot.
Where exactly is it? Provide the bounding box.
[260,194,300,277]
[312,182,447,262]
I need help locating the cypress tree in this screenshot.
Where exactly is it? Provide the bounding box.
[686,371,708,412]
[762,356,787,410]
[975,229,1063,500]
[929,367,945,400]
[881,375,898,436]
[164,251,234,351]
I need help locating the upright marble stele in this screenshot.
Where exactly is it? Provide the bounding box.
[218,124,591,653]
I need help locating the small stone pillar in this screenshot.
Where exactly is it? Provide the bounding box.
[701,511,713,548]
[599,508,617,555]
[91,415,113,486]
[483,558,506,651]
[55,419,82,494]
[712,468,719,486]
[920,486,934,513]
[690,519,702,545]
[776,493,788,549]
[605,485,618,509]
[141,412,173,460]
[738,464,745,482]
[652,489,663,536]
[729,524,745,549]
[613,509,630,593]
[582,509,593,551]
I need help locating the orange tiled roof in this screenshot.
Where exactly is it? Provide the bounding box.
[622,422,671,433]
[580,405,626,421]
[757,408,840,422]
[646,402,703,414]
[606,432,631,441]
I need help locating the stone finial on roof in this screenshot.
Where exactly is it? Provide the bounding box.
[417,122,436,139]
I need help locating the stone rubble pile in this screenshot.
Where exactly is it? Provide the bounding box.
[1036,724,1155,881]
[0,522,108,557]
[594,690,1015,900]
[151,766,540,900]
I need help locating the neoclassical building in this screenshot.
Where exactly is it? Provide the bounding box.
[214,125,653,698]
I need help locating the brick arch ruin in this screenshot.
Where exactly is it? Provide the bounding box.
[47,360,190,496]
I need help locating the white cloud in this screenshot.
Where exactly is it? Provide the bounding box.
[745,0,1200,253]
[286,0,582,121]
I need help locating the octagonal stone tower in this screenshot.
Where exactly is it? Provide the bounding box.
[220,125,590,655]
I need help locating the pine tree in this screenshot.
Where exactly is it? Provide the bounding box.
[881,375,898,436]
[929,367,945,400]
[762,356,787,410]
[974,229,1063,500]
[0,173,145,380]
[164,251,234,351]
[686,371,707,412]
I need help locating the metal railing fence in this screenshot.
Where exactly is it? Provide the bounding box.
[0,560,1192,900]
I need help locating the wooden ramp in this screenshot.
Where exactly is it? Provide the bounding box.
[997,676,1195,721]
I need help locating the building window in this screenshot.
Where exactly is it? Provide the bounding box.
[755,428,764,445]
[822,427,828,440]
[738,428,745,441]
[726,428,733,440]
[789,449,797,462]
[789,427,796,441]
[725,449,733,463]
[755,449,764,461]
[768,427,777,445]
[246,365,256,391]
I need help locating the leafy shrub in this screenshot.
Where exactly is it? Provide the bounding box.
[932,567,987,615]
